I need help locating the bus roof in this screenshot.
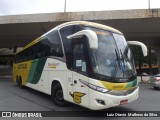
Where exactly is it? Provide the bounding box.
[16,21,122,54]
[55,21,122,34]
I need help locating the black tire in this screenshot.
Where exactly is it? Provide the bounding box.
[154,86,159,90]
[16,76,19,84]
[51,84,68,106]
[18,77,24,89]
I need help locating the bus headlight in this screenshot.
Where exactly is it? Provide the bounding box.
[79,79,110,93]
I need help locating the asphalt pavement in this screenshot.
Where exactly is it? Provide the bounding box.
[0,76,160,120]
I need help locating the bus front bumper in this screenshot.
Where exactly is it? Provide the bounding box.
[89,86,139,110]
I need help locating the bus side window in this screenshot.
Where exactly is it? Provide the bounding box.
[60,25,82,52]
[72,43,87,74]
[37,43,43,58]
[32,40,46,59]
[46,30,63,57]
[60,25,82,69]
[30,47,35,60]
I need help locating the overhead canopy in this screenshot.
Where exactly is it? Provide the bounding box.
[0,9,160,49]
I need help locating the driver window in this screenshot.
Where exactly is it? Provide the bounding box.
[72,43,87,73]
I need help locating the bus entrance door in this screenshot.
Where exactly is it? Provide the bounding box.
[68,39,89,108]
[67,71,89,108]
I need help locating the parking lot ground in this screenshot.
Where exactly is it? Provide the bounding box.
[0,77,160,120]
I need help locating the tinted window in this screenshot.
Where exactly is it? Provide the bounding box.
[14,30,63,63]
[46,30,63,57]
[60,25,81,53]
[72,42,87,73]
[59,25,81,69]
[35,40,47,59]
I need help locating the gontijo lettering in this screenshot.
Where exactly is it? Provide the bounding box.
[100,79,138,90]
[17,63,27,69]
[48,63,59,68]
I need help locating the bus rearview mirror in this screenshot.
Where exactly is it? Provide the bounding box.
[127,41,148,56]
[67,30,98,49]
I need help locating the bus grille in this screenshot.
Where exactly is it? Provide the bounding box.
[108,87,137,96]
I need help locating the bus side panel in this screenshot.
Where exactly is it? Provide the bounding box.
[24,58,68,97]
[13,58,69,101]
[48,71,67,95]
[45,58,68,99]
[13,61,32,86]
[25,58,47,90]
[13,63,17,82]
[37,71,49,94]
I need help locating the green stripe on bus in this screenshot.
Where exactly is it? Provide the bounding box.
[27,58,46,84]
[126,79,137,88]
[27,60,39,83]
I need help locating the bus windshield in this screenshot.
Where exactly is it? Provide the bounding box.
[84,27,136,81]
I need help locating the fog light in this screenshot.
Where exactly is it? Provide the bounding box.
[96,99,106,105]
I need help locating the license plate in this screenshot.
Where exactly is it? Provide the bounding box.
[120,100,128,105]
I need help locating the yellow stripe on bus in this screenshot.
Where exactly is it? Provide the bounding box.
[100,80,135,90]
[16,37,41,54]
[13,60,32,85]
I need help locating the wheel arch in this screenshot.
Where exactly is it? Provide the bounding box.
[51,79,67,101]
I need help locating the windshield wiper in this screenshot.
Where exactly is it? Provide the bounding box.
[120,49,126,72]
[115,49,121,68]
[120,49,133,77]
[120,49,125,61]
[112,49,121,81]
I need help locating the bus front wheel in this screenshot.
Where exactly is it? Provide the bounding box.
[51,84,68,106]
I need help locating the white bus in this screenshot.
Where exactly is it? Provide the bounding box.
[13,21,147,110]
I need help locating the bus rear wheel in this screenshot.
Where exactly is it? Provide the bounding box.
[51,84,68,106]
[18,77,24,89]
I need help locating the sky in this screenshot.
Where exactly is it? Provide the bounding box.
[0,0,160,16]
